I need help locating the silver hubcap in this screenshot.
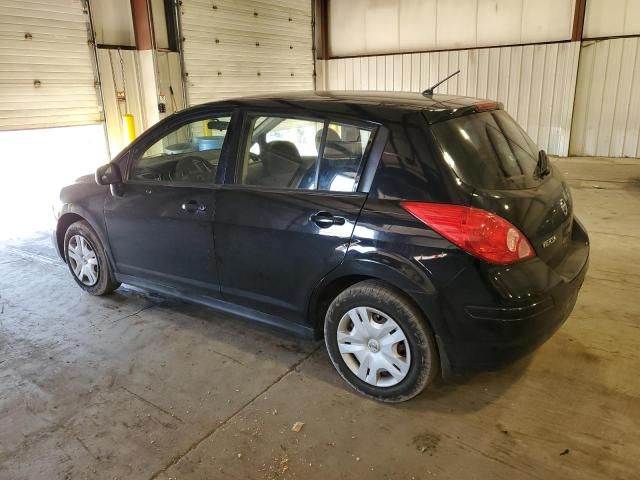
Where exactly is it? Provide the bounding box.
[68,234,99,286]
[337,307,411,387]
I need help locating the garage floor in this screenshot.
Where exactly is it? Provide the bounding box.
[1,157,638,480]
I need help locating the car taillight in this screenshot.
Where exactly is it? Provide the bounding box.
[400,202,535,265]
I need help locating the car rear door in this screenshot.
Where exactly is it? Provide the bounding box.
[213,112,384,325]
[104,109,239,298]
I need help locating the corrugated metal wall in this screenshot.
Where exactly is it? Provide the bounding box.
[323,42,580,156]
[570,38,640,157]
[180,0,314,106]
[0,0,101,130]
[583,0,640,38]
[571,1,640,157]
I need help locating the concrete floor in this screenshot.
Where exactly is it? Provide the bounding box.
[0,156,639,480]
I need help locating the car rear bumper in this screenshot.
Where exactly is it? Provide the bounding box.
[452,262,585,373]
[418,221,590,376]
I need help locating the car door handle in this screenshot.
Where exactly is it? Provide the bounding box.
[310,211,346,228]
[181,200,207,214]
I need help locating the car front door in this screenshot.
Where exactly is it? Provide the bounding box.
[104,110,238,298]
[214,113,382,325]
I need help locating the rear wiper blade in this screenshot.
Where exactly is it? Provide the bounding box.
[535,150,551,178]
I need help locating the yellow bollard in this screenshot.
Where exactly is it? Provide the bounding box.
[203,119,212,136]
[122,114,136,145]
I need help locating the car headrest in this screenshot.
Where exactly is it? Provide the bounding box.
[262,141,302,173]
[315,128,341,152]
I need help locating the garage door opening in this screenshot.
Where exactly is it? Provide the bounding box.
[0,124,108,241]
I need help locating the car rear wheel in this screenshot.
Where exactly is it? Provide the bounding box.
[324,280,438,402]
[64,220,120,295]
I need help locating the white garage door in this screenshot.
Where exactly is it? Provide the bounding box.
[0,0,101,130]
[180,0,314,106]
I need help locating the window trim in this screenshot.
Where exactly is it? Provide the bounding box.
[313,120,329,190]
[231,110,380,193]
[122,108,239,188]
[356,125,388,193]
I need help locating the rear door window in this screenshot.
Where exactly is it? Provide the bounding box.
[239,116,324,189]
[237,115,374,192]
[318,122,373,192]
[431,110,543,190]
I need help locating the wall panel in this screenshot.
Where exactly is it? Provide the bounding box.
[96,48,185,157]
[328,0,575,57]
[570,38,640,157]
[97,49,145,156]
[324,42,580,156]
[477,0,523,47]
[90,0,135,46]
[584,0,640,39]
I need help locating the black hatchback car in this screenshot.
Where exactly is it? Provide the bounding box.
[53,91,589,402]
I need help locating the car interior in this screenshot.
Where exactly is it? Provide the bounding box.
[130,117,229,184]
[128,115,371,191]
[318,125,366,191]
[243,117,370,191]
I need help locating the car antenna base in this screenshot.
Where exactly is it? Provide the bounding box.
[422,70,461,97]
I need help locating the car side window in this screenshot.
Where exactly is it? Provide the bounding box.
[238,115,373,192]
[129,115,231,184]
[239,116,324,189]
[318,122,373,192]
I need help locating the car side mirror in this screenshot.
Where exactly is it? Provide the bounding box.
[95,163,122,186]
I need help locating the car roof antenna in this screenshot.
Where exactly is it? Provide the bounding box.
[422,70,461,97]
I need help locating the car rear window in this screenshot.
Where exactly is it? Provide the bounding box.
[431,110,543,190]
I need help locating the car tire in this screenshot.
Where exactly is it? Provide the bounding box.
[324,280,439,402]
[64,220,120,296]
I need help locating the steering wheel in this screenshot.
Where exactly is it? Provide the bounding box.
[174,156,214,183]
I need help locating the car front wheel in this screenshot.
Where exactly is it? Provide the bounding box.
[64,220,120,295]
[324,280,438,402]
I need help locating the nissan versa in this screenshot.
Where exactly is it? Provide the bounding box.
[52,91,589,402]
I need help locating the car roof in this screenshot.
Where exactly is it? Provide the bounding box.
[192,90,503,124]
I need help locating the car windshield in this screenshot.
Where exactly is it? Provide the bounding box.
[431,110,544,190]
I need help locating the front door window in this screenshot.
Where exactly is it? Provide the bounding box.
[130,115,231,185]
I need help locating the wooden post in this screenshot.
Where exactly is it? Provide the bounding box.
[130,0,154,50]
[314,0,329,60]
[572,0,587,41]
